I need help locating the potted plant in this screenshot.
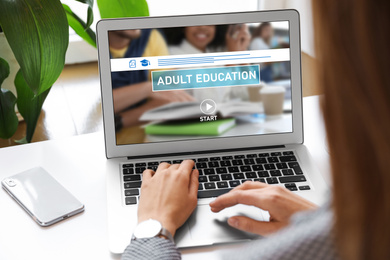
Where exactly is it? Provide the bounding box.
[0,0,149,143]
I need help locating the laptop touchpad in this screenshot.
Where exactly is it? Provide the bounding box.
[187,204,269,241]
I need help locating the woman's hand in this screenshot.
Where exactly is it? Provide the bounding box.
[226,24,251,52]
[209,181,317,236]
[138,160,199,237]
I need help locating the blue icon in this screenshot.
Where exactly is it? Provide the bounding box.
[129,59,136,68]
[140,59,150,67]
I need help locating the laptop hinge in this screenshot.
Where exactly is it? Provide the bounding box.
[126,145,285,160]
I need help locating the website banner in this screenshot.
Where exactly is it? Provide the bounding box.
[110,49,290,72]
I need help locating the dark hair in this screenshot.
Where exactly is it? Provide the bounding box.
[162,25,228,49]
[313,0,390,260]
[252,22,271,38]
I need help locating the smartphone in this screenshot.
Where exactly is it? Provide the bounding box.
[2,167,84,226]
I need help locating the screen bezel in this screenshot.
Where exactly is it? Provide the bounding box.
[96,10,303,159]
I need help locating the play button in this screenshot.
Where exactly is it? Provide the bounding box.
[200,99,217,115]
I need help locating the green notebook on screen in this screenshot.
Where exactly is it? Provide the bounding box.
[145,118,236,136]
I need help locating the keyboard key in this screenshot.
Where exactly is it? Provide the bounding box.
[282,169,294,176]
[199,176,208,182]
[160,160,172,164]
[266,177,279,184]
[279,156,297,162]
[198,188,232,198]
[270,170,282,177]
[229,180,241,187]
[135,163,146,167]
[208,161,219,168]
[299,185,311,190]
[252,165,264,171]
[123,164,134,168]
[292,166,303,175]
[254,178,266,183]
[209,175,220,182]
[123,168,134,175]
[228,166,240,173]
[198,183,204,190]
[256,158,267,164]
[125,189,139,196]
[246,172,257,178]
[204,168,216,175]
[279,176,307,183]
[125,197,137,205]
[276,163,288,169]
[285,183,298,191]
[210,157,221,161]
[217,181,229,188]
[196,162,208,169]
[198,158,209,162]
[222,156,233,160]
[258,153,269,157]
[221,174,233,181]
[204,183,216,190]
[232,159,243,166]
[240,165,252,172]
[197,169,204,175]
[216,168,228,174]
[243,158,255,165]
[147,161,159,166]
[288,162,299,168]
[172,160,183,164]
[124,181,141,189]
[264,164,276,170]
[233,173,245,179]
[135,167,146,174]
[267,157,279,163]
[146,165,157,170]
[257,171,270,177]
[124,175,141,182]
[246,154,257,158]
[234,155,245,159]
[283,151,294,155]
[220,161,232,167]
[271,152,281,156]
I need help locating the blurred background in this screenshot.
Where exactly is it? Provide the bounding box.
[0,0,319,147]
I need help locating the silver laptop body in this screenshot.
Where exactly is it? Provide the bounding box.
[96,10,329,254]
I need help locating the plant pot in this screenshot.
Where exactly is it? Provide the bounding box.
[0,32,20,97]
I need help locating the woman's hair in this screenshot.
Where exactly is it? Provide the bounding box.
[252,22,271,38]
[162,25,228,49]
[312,1,390,260]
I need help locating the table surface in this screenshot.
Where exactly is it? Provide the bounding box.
[0,95,330,260]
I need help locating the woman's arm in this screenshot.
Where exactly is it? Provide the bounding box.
[113,82,152,113]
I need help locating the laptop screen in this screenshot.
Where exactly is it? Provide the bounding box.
[108,21,292,145]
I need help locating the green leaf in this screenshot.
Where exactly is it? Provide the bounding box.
[15,70,50,143]
[63,4,97,48]
[0,58,18,139]
[74,0,94,29]
[97,0,149,19]
[0,0,69,96]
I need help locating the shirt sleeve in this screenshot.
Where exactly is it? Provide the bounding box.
[223,204,339,260]
[121,237,181,260]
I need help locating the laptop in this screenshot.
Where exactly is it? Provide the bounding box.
[96,10,329,254]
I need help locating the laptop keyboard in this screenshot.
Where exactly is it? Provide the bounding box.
[122,151,311,205]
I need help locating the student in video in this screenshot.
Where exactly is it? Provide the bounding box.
[249,22,273,50]
[121,0,390,259]
[164,25,251,102]
[109,29,194,129]
[249,22,274,82]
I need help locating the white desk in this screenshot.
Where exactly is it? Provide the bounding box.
[0,95,329,260]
